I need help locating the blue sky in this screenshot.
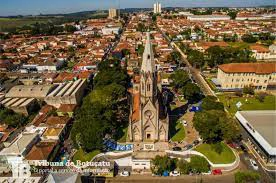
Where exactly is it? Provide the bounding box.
[0,0,274,16]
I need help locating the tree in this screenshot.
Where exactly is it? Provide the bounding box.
[181,83,201,102]
[241,34,258,43]
[65,24,77,33]
[187,50,205,68]
[152,14,157,22]
[0,107,27,127]
[193,110,239,143]
[189,156,210,173]
[137,23,146,32]
[169,69,190,90]
[177,159,190,174]
[151,155,178,175]
[243,86,254,95]
[136,44,145,56]
[227,11,237,19]
[255,92,267,103]
[235,171,260,183]
[206,46,224,67]
[201,96,224,111]
[121,49,130,58]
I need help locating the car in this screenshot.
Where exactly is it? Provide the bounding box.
[119,171,130,177]
[240,144,247,153]
[183,144,193,151]
[202,170,211,175]
[170,171,180,176]
[172,146,182,151]
[181,120,188,126]
[249,159,259,170]
[193,140,200,146]
[212,169,222,175]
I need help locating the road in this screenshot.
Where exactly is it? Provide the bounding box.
[105,173,235,183]
[157,26,215,97]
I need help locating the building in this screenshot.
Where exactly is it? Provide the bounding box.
[109,8,117,19]
[102,26,121,35]
[235,111,276,164]
[5,85,57,99]
[216,63,276,91]
[187,15,231,21]
[45,79,87,108]
[153,2,162,14]
[128,32,169,142]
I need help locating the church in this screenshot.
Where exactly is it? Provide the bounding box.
[128,32,169,142]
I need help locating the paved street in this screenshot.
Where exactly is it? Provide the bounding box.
[106,174,235,183]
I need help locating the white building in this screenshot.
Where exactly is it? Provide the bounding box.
[153,2,162,14]
[187,15,231,21]
[102,26,121,35]
[109,8,117,19]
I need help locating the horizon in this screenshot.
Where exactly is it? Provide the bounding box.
[0,0,275,16]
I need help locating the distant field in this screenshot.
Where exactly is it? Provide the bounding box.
[0,17,52,31]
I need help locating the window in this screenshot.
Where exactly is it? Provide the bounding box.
[147,84,150,91]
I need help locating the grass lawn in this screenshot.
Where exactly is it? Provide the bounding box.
[118,127,128,143]
[73,149,101,163]
[170,120,185,142]
[228,42,252,49]
[218,94,276,116]
[195,142,236,164]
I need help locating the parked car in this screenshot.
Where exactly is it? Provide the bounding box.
[172,146,182,151]
[182,120,188,126]
[170,171,180,176]
[240,144,247,153]
[193,140,200,146]
[212,169,222,175]
[183,144,193,151]
[202,170,211,175]
[120,171,130,177]
[249,159,259,170]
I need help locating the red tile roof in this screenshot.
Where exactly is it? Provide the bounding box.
[219,63,276,74]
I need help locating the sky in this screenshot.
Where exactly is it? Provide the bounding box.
[0,0,274,16]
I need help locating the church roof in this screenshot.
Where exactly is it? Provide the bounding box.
[141,32,155,73]
[131,93,140,122]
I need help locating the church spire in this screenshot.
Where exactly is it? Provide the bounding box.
[141,32,155,73]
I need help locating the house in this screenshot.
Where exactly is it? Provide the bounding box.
[250,44,270,60]
[57,104,77,117]
[25,140,58,166]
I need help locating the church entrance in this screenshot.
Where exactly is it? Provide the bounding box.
[146,133,151,139]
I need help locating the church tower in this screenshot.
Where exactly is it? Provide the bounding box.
[128,32,169,142]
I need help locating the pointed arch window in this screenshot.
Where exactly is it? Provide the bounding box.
[147,84,151,91]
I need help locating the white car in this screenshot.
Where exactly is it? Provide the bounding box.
[182,120,188,126]
[249,159,259,170]
[120,171,130,177]
[170,171,180,176]
[202,171,211,175]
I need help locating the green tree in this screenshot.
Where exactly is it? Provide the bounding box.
[177,159,190,174]
[137,44,145,56]
[193,110,239,143]
[169,69,190,90]
[241,34,258,43]
[235,171,260,183]
[187,50,205,68]
[227,11,237,19]
[181,83,201,102]
[206,46,224,67]
[151,155,178,175]
[65,24,77,33]
[201,96,224,111]
[189,156,210,173]
[242,86,254,95]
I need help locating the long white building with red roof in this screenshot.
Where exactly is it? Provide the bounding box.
[216,62,276,91]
